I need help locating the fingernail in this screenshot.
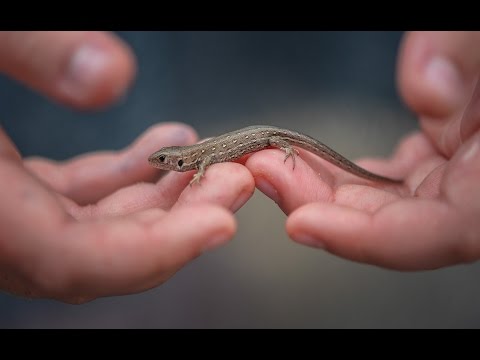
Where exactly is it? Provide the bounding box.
[424,56,465,110]
[170,127,194,145]
[256,178,280,204]
[293,233,326,249]
[231,191,253,213]
[59,43,112,100]
[203,232,231,252]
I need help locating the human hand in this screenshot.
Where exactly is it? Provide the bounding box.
[0,32,255,303]
[0,31,135,109]
[246,31,480,271]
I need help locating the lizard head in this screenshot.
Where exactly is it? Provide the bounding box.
[148,146,188,172]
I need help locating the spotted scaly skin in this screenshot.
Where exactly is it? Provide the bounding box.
[148,125,403,186]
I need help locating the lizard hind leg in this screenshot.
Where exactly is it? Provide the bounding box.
[268,136,300,170]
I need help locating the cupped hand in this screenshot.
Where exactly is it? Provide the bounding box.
[246,31,480,271]
[0,123,254,304]
[0,31,255,303]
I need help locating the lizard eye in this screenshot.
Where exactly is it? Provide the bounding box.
[177,159,184,167]
[158,155,166,162]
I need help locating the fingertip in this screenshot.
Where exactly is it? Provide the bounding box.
[65,205,237,297]
[57,32,137,109]
[159,204,237,254]
[285,203,322,245]
[397,31,472,119]
[200,206,237,251]
[0,31,137,110]
[286,203,342,253]
[175,162,256,213]
[285,202,373,261]
[397,32,459,118]
[137,122,199,150]
[255,176,281,205]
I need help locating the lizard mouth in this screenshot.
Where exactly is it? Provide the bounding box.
[148,153,164,168]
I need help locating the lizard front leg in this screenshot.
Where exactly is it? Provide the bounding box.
[190,154,215,186]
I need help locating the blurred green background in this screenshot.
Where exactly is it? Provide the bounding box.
[2,31,479,328]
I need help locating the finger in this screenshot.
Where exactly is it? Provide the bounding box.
[0,131,66,228]
[245,149,334,214]
[74,162,254,218]
[442,131,480,213]
[0,128,22,162]
[286,199,468,271]
[0,155,69,299]
[461,77,480,141]
[0,31,136,109]
[370,131,439,175]
[397,31,480,119]
[245,148,401,215]
[25,123,198,205]
[356,131,446,193]
[4,205,236,303]
[173,162,256,213]
[0,154,65,298]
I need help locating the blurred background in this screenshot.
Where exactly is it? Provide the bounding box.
[2,31,479,328]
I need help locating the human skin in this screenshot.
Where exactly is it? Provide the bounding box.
[0,31,255,303]
[2,31,478,304]
[246,31,480,271]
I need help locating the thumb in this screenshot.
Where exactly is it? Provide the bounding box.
[397,31,480,119]
[0,31,136,109]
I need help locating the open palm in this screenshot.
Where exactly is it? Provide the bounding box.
[247,31,480,270]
